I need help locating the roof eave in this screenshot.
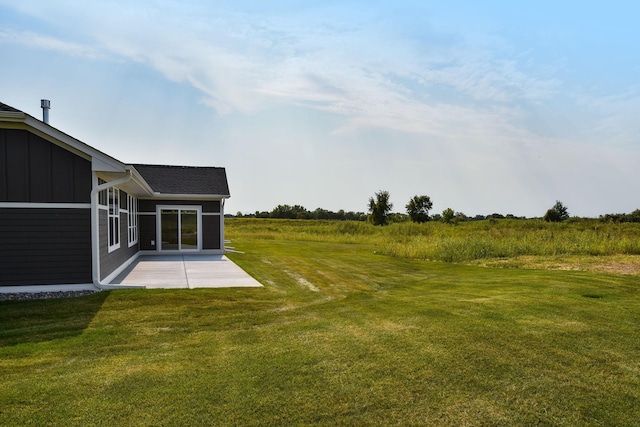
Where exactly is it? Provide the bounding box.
[2,113,128,173]
[141,193,230,200]
[26,116,127,172]
[127,165,155,197]
[0,111,27,121]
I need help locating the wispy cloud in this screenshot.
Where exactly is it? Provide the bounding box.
[0,29,103,59]
[576,87,640,146]
[1,1,632,154]
[2,0,639,216]
[418,53,561,103]
[0,1,565,141]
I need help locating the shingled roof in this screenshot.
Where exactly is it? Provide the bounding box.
[132,164,230,197]
[0,102,22,113]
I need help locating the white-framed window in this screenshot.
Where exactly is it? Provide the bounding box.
[108,187,120,252]
[127,194,138,247]
[98,178,108,206]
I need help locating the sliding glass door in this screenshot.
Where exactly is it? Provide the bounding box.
[179,210,198,250]
[158,206,201,251]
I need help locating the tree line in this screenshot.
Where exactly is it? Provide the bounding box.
[599,210,640,223]
[367,190,529,225]
[236,205,368,221]
[231,192,639,225]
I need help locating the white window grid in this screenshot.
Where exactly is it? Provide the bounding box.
[107,187,120,252]
[128,194,138,246]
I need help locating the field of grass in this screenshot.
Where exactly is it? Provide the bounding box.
[1,219,639,425]
[227,218,640,274]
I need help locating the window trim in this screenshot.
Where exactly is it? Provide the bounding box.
[98,178,108,207]
[127,194,138,247]
[156,205,202,252]
[107,187,120,252]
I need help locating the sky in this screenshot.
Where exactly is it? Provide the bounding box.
[1,1,639,218]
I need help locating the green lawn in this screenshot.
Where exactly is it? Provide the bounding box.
[1,220,639,426]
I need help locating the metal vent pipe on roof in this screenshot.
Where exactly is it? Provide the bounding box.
[41,99,50,124]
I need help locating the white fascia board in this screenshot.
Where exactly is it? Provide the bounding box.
[127,166,155,196]
[95,170,153,198]
[1,116,89,162]
[92,156,126,173]
[141,193,230,200]
[0,111,27,121]
[21,115,127,171]
[127,165,154,198]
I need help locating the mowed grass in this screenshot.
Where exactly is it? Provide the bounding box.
[1,220,639,426]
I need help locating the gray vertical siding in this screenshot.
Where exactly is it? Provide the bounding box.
[0,129,91,203]
[0,208,92,285]
[203,215,221,250]
[139,214,156,251]
[4,129,29,200]
[0,128,93,286]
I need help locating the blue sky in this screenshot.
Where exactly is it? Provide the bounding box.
[1,1,638,217]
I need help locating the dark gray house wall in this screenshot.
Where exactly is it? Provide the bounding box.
[98,189,138,281]
[138,199,222,251]
[139,214,156,251]
[0,129,91,203]
[0,128,93,286]
[0,208,91,285]
[202,215,221,250]
[138,199,221,213]
[1,109,230,286]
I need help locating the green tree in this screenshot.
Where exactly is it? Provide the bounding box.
[406,195,433,223]
[454,211,468,222]
[368,190,393,226]
[441,207,455,224]
[270,204,309,219]
[544,201,569,222]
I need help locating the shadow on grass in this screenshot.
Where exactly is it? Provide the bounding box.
[0,291,110,346]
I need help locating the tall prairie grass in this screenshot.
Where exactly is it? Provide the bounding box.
[226,218,640,263]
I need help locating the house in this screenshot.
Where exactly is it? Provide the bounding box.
[0,101,230,288]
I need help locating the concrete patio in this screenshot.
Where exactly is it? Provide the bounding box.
[110,254,263,289]
[0,254,262,293]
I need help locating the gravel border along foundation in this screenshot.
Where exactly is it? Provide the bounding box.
[0,290,98,301]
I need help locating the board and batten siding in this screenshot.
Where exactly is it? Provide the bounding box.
[138,199,222,251]
[0,128,93,286]
[0,129,91,203]
[0,208,91,285]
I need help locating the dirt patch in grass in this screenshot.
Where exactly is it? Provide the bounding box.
[283,269,320,292]
[472,254,640,276]
[591,260,640,275]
